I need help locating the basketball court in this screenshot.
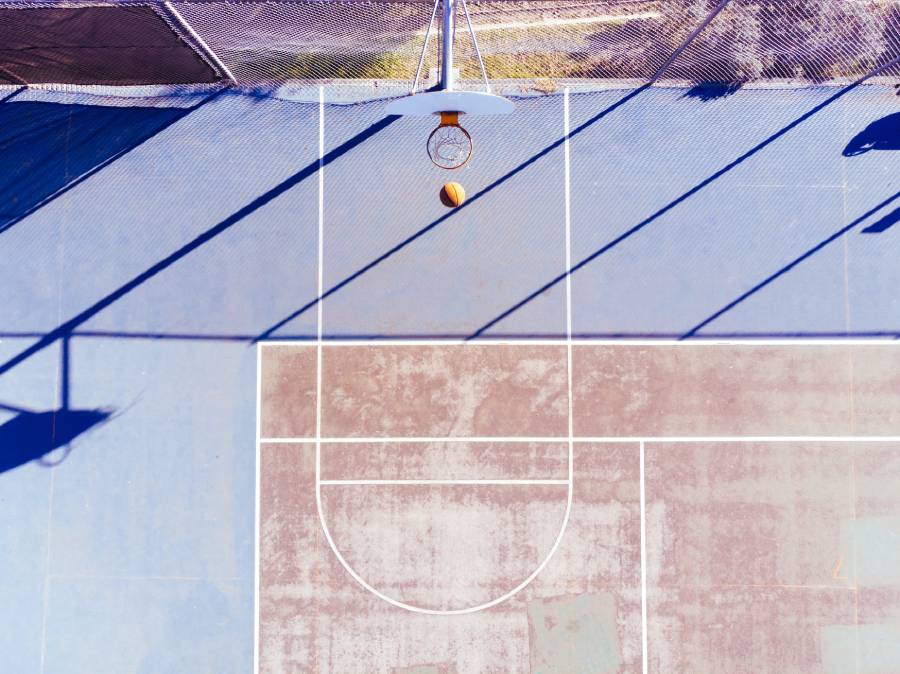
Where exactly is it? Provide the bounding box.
[2,0,900,672]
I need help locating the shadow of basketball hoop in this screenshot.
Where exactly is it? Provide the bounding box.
[0,333,118,474]
[0,405,114,473]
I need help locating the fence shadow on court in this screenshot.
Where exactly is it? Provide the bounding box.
[1,77,898,464]
[255,65,898,343]
[0,0,816,383]
[0,89,225,237]
[465,73,899,339]
[682,191,900,338]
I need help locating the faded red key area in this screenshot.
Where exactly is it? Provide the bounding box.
[258,342,900,673]
[319,344,568,438]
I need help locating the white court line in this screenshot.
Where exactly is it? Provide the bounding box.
[640,440,648,674]
[320,479,568,486]
[263,435,900,444]
[265,436,567,443]
[562,85,578,611]
[564,86,573,374]
[259,338,900,347]
[584,436,900,443]
[253,344,262,674]
[314,83,327,611]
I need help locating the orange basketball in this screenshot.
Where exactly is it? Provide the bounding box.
[439,182,465,208]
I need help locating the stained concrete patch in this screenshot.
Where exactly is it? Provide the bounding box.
[821,623,900,674]
[527,593,621,674]
[840,517,900,586]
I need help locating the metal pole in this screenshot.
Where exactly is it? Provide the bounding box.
[412,0,441,93]
[440,0,455,91]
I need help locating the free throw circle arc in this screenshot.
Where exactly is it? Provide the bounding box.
[386,91,515,117]
[314,443,573,615]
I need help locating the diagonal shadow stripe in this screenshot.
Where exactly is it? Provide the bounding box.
[467,56,900,339]
[0,113,399,378]
[0,86,24,104]
[681,191,900,338]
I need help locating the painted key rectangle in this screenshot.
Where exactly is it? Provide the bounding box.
[320,344,568,438]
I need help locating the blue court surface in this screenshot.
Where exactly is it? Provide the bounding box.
[1,80,899,672]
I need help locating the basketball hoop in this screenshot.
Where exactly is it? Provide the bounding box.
[427,111,472,169]
[384,0,513,169]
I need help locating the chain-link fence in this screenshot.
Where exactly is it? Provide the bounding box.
[2,0,900,88]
